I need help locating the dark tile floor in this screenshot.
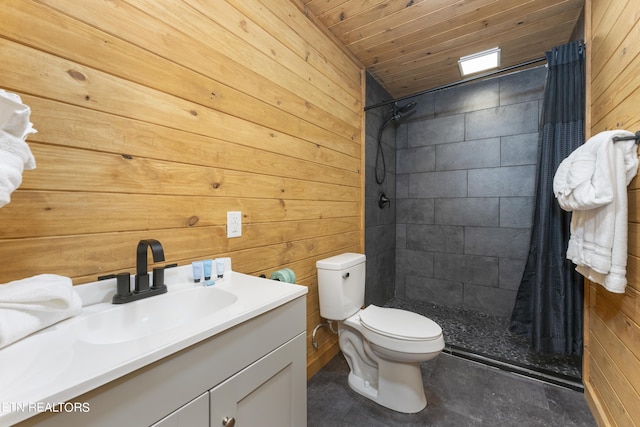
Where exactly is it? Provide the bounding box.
[307,298,595,426]
[307,353,596,426]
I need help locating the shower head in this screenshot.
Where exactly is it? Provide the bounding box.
[379,100,418,133]
[396,101,417,114]
[391,101,417,121]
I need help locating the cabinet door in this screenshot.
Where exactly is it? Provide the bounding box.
[151,392,209,427]
[209,333,306,427]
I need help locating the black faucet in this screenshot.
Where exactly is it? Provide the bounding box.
[99,239,173,304]
[135,239,165,293]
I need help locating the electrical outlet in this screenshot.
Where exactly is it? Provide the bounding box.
[227,211,242,238]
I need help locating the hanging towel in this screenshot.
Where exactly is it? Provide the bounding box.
[0,274,82,349]
[553,130,639,293]
[0,89,37,208]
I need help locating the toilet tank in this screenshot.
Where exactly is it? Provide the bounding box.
[316,253,366,320]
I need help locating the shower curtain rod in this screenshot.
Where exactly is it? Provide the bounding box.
[364,56,547,112]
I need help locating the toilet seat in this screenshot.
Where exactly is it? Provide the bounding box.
[359,305,442,341]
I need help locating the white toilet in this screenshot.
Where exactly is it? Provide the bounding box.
[316,252,444,413]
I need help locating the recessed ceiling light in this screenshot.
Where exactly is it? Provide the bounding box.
[458,47,501,76]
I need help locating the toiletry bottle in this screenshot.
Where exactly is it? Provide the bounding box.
[215,258,225,278]
[203,259,213,280]
[192,261,203,283]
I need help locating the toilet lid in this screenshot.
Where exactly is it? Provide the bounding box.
[359,305,442,341]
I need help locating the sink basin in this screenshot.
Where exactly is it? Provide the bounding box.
[0,327,74,391]
[73,287,237,344]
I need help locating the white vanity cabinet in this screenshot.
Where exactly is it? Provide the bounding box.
[151,392,209,427]
[16,295,307,427]
[152,333,305,427]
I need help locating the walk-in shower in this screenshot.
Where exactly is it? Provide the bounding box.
[364,66,582,392]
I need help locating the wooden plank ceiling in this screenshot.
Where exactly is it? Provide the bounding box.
[301,0,585,98]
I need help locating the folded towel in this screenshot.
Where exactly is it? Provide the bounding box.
[0,130,36,207]
[553,130,639,293]
[0,274,82,349]
[0,89,37,208]
[0,89,37,141]
[0,129,35,169]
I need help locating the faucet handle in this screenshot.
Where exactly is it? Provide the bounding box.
[152,267,164,290]
[152,263,176,290]
[115,272,132,297]
[98,272,132,298]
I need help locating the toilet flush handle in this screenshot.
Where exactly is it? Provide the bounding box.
[342,272,350,279]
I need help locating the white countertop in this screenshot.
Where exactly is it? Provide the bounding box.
[0,266,307,426]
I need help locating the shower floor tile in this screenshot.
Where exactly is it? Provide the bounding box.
[385,298,582,388]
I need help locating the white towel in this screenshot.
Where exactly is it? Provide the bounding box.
[0,130,36,207]
[553,130,639,293]
[0,274,82,349]
[0,89,37,208]
[0,90,37,141]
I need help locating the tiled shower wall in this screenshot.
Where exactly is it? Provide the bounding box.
[395,66,547,316]
[364,73,396,306]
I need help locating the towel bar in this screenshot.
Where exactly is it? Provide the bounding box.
[612,130,640,143]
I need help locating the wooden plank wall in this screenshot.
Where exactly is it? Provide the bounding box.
[585,0,640,424]
[0,0,363,377]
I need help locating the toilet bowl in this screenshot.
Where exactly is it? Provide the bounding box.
[316,253,444,413]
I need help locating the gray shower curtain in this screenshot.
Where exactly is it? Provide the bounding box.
[509,40,585,355]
